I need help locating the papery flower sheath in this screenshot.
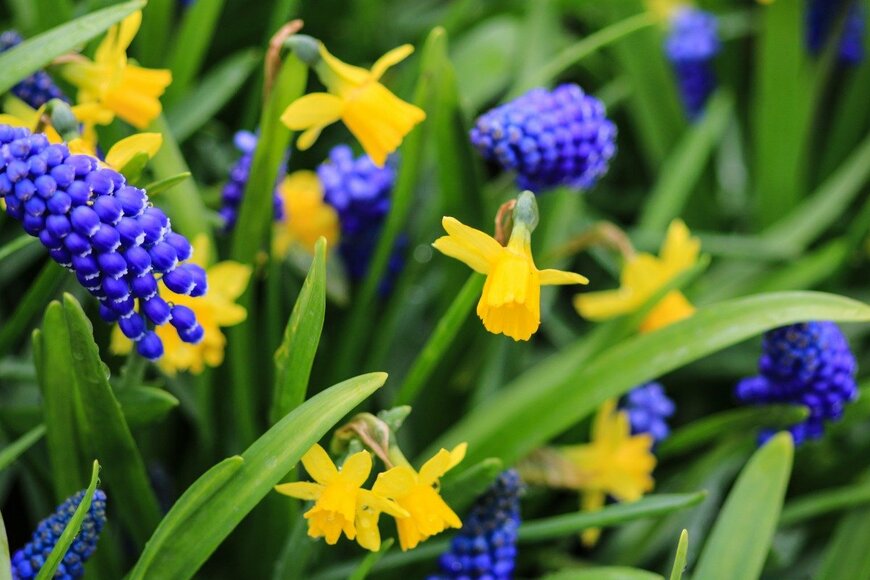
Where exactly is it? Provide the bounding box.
[281,43,425,167]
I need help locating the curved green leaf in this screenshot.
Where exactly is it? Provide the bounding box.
[543,568,663,580]
[0,424,46,472]
[816,505,870,580]
[0,510,10,580]
[669,530,689,580]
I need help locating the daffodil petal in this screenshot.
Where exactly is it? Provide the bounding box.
[574,289,635,321]
[207,262,252,302]
[370,44,414,80]
[432,216,502,274]
[359,490,409,519]
[660,219,701,275]
[280,93,344,131]
[539,269,589,286]
[296,124,327,151]
[274,481,323,500]
[317,44,371,87]
[372,466,416,498]
[301,444,339,484]
[105,132,162,170]
[418,443,466,485]
[340,451,373,487]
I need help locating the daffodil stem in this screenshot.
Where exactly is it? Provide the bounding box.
[393,273,485,407]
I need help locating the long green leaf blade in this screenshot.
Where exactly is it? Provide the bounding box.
[163,0,226,104]
[0,424,46,472]
[669,530,689,580]
[0,510,10,580]
[815,505,870,580]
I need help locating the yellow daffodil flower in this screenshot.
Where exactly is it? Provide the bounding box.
[111,235,249,375]
[275,445,407,551]
[61,11,172,130]
[574,219,700,333]
[281,43,426,167]
[560,400,656,546]
[433,192,588,341]
[646,0,687,21]
[372,443,467,551]
[272,170,340,256]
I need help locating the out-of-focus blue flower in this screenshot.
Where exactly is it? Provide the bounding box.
[316,144,405,288]
[664,7,720,119]
[0,31,69,109]
[219,130,285,232]
[621,382,675,445]
[0,124,207,360]
[469,84,616,193]
[806,0,866,64]
[11,489,107,580]
[735,322,858,446]
[430,470,523,580]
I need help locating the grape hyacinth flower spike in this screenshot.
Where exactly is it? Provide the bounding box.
[0,124,207,360]
[664,7,721,119]
[469,84,617,193]
[219,130,286,232]
[430,470,523,579]
[0,31,69,109]
[11,489,107,580]
[621,382,676,445]
[806,0,866,64]
[735,322,858,445]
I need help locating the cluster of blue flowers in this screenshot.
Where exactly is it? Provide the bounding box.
[11,489,107,580]
[0,125,206,360]
[0,31,68,109]
[470,84,616,193]
[317,144,404,284]
[431,470,523,580]
[621,382,675,445]
[735,322,858,445]
[664,8,721,119]
[806,0,866,64]
[219,130,285,232]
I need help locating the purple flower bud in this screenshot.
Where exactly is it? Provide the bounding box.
[66,180,91,205]
[70,206,100,236]
[179,324,204,344]
[169,305,198,332]
[149,243,177,272]
[46,191,71,214]
[162,266,194,295]
[97,252,128,278]
[142,295,171,325]
[102,276,130,301]
[115,186,147,217]
[64,232,91,257]
[164,232,193,261]
[124,246,152,276]
[92,196,123,224]
[130,273,158,299]
[136,331,163,360]
[119,312,147,341]
[91,224,121,253]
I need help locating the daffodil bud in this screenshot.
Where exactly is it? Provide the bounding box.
[45,99,80,143]
[512,190,539,234]
[284,34,321,67]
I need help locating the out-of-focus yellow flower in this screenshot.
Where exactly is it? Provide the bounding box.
[272,170,340,256]
[111,235,249,375]
[281,43,425,167]
[646,0,687,21]
[61,11,171,130]
[574,219,700,333]
[372,443,467,551]
[433,193,588,341]
[274,445,407,551]
[560,400,656,546]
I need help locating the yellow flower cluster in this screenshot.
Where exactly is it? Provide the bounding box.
[276,443,466,552]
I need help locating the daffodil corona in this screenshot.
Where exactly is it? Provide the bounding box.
[433,192,588,341]
[272,170,340,257]
[281,40,425,167]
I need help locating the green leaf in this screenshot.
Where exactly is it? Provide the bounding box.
[638,91,734,231]
[34,0,75,31]
[0,0,146,95]
[0,509,10,580]
[543,568,663,580]
[815,505,870,580]
[115,386,180,428]
[450,16,520,109]
[669,530,689,580]
[507,0,565,98]
[142,172,192,197]
[780,480,870,527]
[349,539,393,580]
[394,274,485,406]
[167,49,261,143]
[0,263,65,357]
[61,294,162,546]
[0,424,46,472]
[163,0,227,104]
[271,237,327,424]
[693,433,794,580]
[35,460,100,580]
[0,235,39,264]
[440,457,504,513]
[656,405,808,460]
[136,0,174,66]
[128,372,387,580]
[117,152,151,183]
[425,292,870,468]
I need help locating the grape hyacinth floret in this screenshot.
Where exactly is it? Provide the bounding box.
[11,489,107,580]
[0,125,207,360]
[470,84,616,193]
[621,382,675,445]
[317,144,405,284]
[664,8,721,119]
[0,31,69,109]
[735,322,858,446]
[806,0,866,64]
[219,130,285,232]
[430,470,523,580]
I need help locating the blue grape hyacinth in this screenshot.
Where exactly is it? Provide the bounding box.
[11,489,107,580]
[621,382,675,445]
[0,125,207,360]
[665,7,721,119]
[470,84,616,193]
[806,0,866,64]
[317,144,404,285]
[0,31,69,109]
[430,470,523,580]
[735,322,858,445]
[219,130,285,232]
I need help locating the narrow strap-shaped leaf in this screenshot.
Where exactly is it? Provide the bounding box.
[0,0,146,94]
[127,372,387,580]
[0,424,46,472]
[115,386,180,428]
[271,237,327,423]
[0,262,65,357]
[62,294,162,546]
[136,0,174,66]
[349,539,393,580]
[35,460,101,580]
[142,172,191,197]
[780,480,870,527]
[0,235,38,264]
[163,0,227,104]
[440,457,503,513]
[693,433,794,580]
[543,568,663,580]
[815,505,870,579]
[669,530,689,580]
[0,510,10,580]
[425,292,870,467]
